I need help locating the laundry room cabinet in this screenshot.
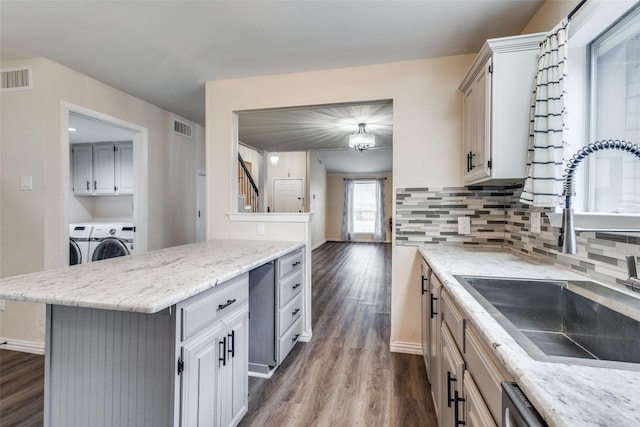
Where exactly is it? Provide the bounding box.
[71,141,133,196]
[459,33,545,185]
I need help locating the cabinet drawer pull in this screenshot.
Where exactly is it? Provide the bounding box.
[430,293,438,319]
[454,390,466,426]
[94,180,97,190]
[219,337,227,367]
[292,308,300,316]
[292,261,301,267]
[292,333,300,343]
[86,180,90,191]
[228,330,235,358]
[292,283,301,290]
[217,298,237,311]
[447,371,457,407]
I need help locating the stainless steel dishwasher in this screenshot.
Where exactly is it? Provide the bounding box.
[502,382,547,427]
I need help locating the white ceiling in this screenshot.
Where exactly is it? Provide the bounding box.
[0,0,543,127]
[69,113,136,144]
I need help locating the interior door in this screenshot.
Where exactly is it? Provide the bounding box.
[273,178,303,213]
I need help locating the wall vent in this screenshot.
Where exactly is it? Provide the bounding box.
[173,119,192,138]
[1,66,32,91]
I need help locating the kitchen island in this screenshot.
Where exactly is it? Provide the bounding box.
[419,245,640,427]
[0,239,305,427]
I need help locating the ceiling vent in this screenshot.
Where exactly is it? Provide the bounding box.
[1,66,32,91]
[173,119,192,139]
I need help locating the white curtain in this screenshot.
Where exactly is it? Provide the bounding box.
[520,18,570,207]
[341,179,355,241]
[373,178,386,242]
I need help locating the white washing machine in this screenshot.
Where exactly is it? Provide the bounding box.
[89,223,135,262]
[69,223,93,265]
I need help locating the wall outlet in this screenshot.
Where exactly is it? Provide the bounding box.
[257,222,265,236]
[457,216,471,235]
[20,175,33,190]
[531,211,541,234]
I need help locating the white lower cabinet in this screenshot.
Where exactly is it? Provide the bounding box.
[440,323,466,427]
[464,371,497,427]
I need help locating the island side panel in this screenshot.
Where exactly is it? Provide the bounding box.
[45,305,176,426]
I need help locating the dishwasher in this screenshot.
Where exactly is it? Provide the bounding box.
[502,382,547,427]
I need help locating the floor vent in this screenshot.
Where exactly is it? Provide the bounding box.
[173,119,192,138]
[1,67,32,91]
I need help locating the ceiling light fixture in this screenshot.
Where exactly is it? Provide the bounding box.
[270,153,279,165]
[68,127,77,132]
[349,123,375,152]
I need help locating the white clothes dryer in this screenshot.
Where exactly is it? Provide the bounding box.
[89,223,135,262]
[69,223,93,265]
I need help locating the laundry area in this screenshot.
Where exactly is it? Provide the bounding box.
[67,112,137,265]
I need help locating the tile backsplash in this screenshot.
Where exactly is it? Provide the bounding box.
[396,185,640,287]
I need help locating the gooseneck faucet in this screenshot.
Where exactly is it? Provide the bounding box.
[558,139,640,254]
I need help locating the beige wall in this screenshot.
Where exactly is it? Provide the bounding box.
[326,173,393,243]
[522,0,580,33]
[0,57,205,350]
[307,151,327,249]
[206,55,473,350]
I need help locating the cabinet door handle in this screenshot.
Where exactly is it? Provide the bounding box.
[86,180,90,191]
[454,390,466,426]
[217,298,237,311]
[292,333,300,343]
[430,293,438,319]
[469,152,476,170]
[94,180,97,190]
[421,275,427,295]
[219,337,227,367]
[292,283,301,290]
[466,152,471,172]
[447,371,457,407]
[292,308,300,316]
[228,330,235,358]
[292,261,301,267]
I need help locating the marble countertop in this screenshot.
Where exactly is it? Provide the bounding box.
[0,239,304,313]
[418,245,640,427]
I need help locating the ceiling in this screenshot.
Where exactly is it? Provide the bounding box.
[2,1,543,175]
[69,113,137,144]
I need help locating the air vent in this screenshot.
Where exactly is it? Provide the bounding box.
[173,119,192,138]
[1,67,32,91]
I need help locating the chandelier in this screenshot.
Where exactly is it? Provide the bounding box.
[349,123,375,152]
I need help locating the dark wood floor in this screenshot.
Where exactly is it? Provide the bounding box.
[0,241,436,427]
[240,242,437,427]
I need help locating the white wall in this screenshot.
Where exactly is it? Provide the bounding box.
[0,57,205,351]
[307,151,327,249]
[206,55,473,352]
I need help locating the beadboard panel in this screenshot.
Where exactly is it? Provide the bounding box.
[46,305,175,427]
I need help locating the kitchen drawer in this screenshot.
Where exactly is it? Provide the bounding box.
[278,249,303,280]
[279,293,303,337]
[179,273,248,342]
[279,269,303,308]
[465,323,512,423]
[278,316,302,364]
[442,289,465,353]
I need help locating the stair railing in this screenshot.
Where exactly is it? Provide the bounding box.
[238,153,259,212]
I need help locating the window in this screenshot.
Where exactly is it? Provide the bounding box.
[585,4,640,214]
[353,181,377,234]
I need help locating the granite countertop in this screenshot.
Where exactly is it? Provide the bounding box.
[0,239,304,313]
[418,245,640,427]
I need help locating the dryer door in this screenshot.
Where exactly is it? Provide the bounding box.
[92,238,130,262]
[70,240,82,265]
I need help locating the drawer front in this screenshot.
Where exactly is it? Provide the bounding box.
[179,273,248,342]
[278,293,303,337]
[279,269,303,308]
[278,249,303,280]
[442,290,465,353]
[278,317,302,364]
[465,324,512,424]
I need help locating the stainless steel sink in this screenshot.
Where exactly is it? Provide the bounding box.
[454,276,640,371]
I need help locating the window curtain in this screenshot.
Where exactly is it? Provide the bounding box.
[520,18,570,207]
[373,178,386,242]
[341,179,355,241]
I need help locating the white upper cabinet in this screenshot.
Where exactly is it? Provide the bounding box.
[459,33,546,185]
[71,141,133,196]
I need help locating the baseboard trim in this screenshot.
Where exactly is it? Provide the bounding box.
[311,240,327,251]
[0,337,45,355]
[299,330,312,343]
[390,340,423,355]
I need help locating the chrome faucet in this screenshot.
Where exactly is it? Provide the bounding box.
[626,256,640,292]
[558,140,640,254]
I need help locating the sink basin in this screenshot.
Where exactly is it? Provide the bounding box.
[454,276,640,371]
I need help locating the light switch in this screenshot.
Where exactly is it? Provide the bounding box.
[458,216,471,235]
[20,175,33,190]
[531,211,541,234]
